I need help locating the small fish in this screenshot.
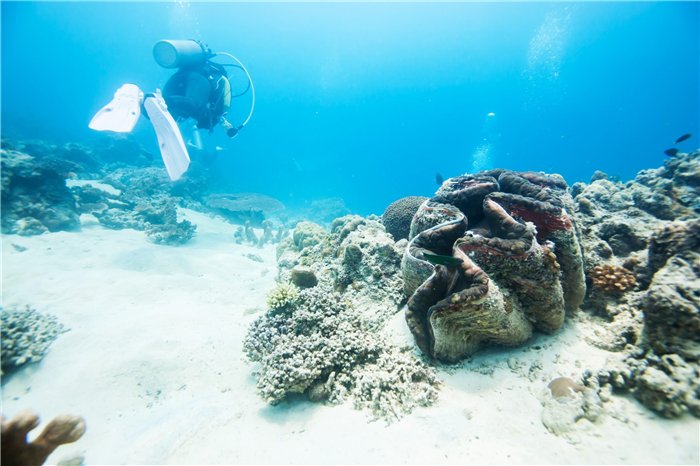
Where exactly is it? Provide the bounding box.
[560,134,569,139]
[186,140,198,148]
[215,146,224,151]
[664,148,679,157]
[423,252,463,267]
[436,172,444,185]
[674,134,692,144]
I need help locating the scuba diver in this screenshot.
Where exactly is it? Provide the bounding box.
[89,40,255,181]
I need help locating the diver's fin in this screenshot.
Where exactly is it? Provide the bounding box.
[144,92,190,181]
[89,84,143,132]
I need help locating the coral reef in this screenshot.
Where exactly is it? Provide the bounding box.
[330,215,365,243]
[16,135,155,175]
[382,196,428,241]
[91,134,154,167]
[1,307,67,374]
[401,170,585,362]
[278,215,406,316]
[297,197,352,226]
[245,286,439,421]
[1,139,204,245]
[584,346,700,419]
[95,198,196,246]
[293,221,329,249]
[574,150,700,419]
[102,166,208,206]
[276,221,329,261]
[290,265,318,288]
[642,250,700,358]
[205,193,285,227]
[588,264,637,293]
[1,150,81,235]
[16,140,102,177]
[1,409,86,466]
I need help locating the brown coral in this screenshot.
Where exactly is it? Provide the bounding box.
[1,410,86,466]
[589,264,637,293]
[548,377,586,399]
[382,196,428,241]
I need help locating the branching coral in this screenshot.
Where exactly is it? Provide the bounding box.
[588,264,637,293]
[1,307,67,374]
[265,282,300,310]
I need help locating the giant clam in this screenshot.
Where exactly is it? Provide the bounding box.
[401,170,585,362]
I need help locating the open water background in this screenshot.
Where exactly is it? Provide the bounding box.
[2,2,699,215]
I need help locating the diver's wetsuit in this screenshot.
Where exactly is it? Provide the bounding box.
[161,61,230,132]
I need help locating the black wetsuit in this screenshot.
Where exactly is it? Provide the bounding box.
[161,61,228,131]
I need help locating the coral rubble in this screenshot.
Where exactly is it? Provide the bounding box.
[245,286,439,421]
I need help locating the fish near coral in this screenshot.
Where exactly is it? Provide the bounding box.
[674,133,692,144]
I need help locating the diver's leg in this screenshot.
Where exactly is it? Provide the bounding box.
[143,91,191,181]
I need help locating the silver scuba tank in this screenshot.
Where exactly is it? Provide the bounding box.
[153,40,211,69]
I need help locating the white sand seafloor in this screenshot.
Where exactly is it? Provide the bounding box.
[2,208,698,465]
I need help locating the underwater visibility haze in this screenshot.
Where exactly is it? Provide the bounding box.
[2,2,700,465]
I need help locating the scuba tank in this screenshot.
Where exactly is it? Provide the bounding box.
[153,40,212,69]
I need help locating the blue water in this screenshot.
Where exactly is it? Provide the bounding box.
[2,2,698,216]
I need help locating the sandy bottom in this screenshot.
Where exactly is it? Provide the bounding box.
[2,209,698,465]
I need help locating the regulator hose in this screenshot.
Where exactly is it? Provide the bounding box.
[212,52,255,129]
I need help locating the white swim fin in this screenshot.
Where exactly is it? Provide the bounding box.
[89,84,143,132]
[144,91,190,181]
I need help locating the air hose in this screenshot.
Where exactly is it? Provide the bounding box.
[213,52,255,131]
